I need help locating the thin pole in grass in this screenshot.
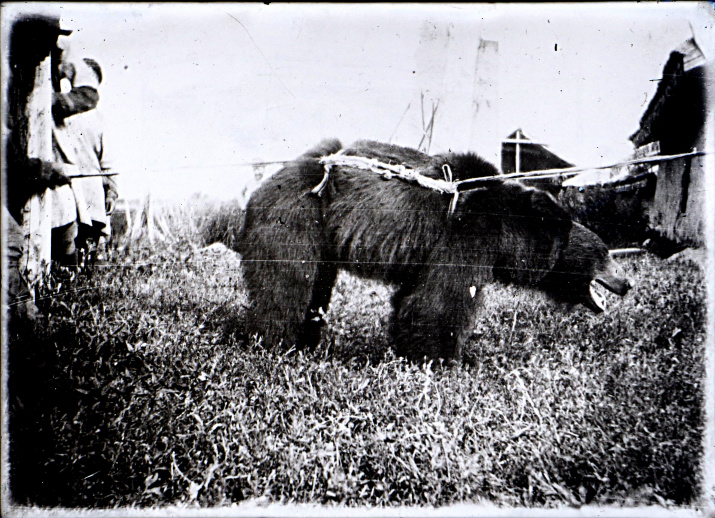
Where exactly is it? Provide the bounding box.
[123,198,133,241]
[507,300,522,348]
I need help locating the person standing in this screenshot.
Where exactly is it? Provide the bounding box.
[4,14,73,321]
[51,55,118,265]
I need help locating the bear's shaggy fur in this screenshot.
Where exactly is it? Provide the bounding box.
[238,140,631,362]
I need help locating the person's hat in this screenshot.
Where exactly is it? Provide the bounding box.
[54,16,73,35]
[32,14,73,35]
[82,58,103,84]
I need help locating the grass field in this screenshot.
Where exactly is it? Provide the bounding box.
[5,201,710,511]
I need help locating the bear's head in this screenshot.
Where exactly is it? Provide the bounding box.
[459,182,575,288]
[457,181,632,313]
[539,222,633,312]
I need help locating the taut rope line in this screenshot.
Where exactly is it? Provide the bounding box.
[310,149,708,216]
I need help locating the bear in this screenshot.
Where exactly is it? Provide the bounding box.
[237,139,632,363]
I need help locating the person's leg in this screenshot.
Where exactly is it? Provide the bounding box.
[78,223,106,267]
[4,207,38,322]
[51,221,78,267]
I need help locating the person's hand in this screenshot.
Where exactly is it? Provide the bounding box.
[37,161,70,188]
[105,198,115,215]
[48,163,71,187]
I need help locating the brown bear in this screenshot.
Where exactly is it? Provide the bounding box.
[237,139,632,363]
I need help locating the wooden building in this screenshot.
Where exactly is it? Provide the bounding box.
[501,129,574,195]
[559,162,657,249]
[628,38,710,248]
[558,38,710,252]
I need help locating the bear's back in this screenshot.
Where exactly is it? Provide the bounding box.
[342,141,501,182]
[343,140,437,173]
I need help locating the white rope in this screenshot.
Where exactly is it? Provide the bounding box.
[454,149,707,187]
[317,153,458,194]
[310,148,708,214]
[313,153,469,215]
[442,164,453,183]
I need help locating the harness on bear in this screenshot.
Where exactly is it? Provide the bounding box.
[312,151,489,216]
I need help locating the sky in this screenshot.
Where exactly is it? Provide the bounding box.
[2,2,714,203]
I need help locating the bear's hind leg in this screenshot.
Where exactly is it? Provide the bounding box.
[297,260,338,350]
[242,252,320,349]
[240,200,327,349]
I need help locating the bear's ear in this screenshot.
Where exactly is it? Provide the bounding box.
[529,189,571,223]
[299,139,343,159]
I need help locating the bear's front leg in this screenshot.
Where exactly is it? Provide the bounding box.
[391,265,483,364]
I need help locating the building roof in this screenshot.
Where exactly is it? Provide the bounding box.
[629,38,707,151]
[501,128,574,172]
[674,38,706,72]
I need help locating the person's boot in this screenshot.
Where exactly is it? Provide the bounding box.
[56,250,79,274]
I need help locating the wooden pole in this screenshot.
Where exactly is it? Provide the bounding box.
[130,199,144,241]
[19,54,54,290]
[471,39,500,165]
[515,133,521,174]
[145,194,156,244]
[123,199,133,239]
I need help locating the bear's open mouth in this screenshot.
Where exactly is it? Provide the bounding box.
[586,281,609,313]
[585,275,632,313]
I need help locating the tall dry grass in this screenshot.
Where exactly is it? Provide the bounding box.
[5,199,708,510]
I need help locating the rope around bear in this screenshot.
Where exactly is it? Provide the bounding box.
[310,148,707,216]
[311,152,476,216]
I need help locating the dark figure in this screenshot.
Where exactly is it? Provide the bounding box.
[4,14,73,321]
[5,14,73,220]
[238,140,632,363]
[52,56,118,266]
[52,56,101,125]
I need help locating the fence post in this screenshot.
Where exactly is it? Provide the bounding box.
[123,198,133,239]
[19,53,54,292]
